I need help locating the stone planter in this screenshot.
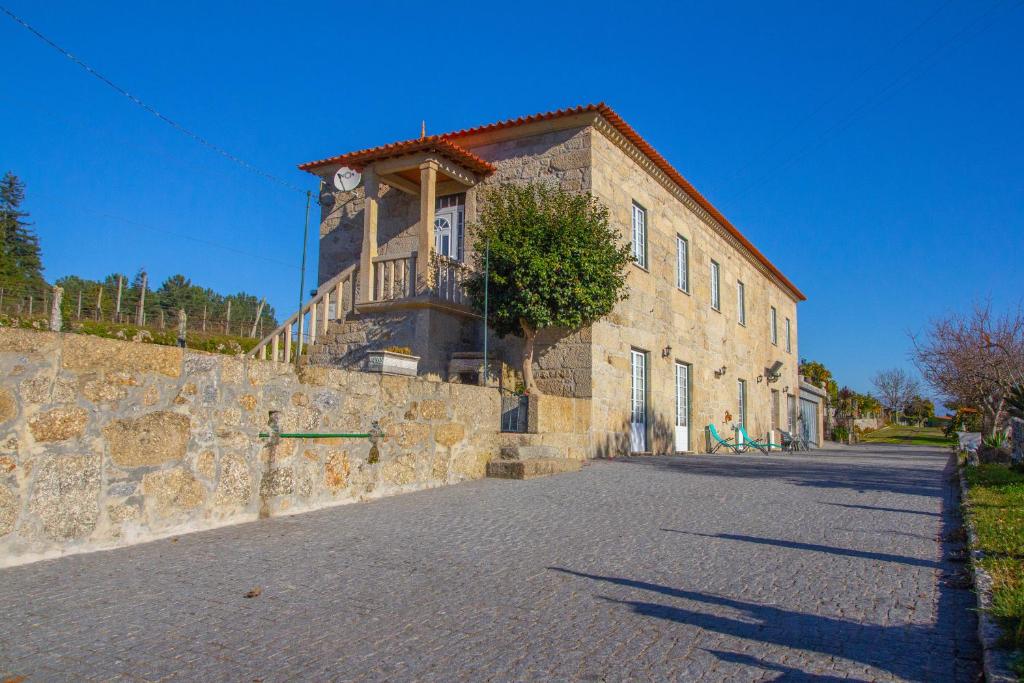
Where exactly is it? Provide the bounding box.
[365,350,419,377]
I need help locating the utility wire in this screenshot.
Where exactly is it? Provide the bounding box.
[0,4,309,196]
[727,0,1022,203]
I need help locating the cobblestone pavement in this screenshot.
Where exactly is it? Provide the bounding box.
[1,445,980,682]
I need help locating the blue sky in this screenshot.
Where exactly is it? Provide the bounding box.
[2,1,1022,402]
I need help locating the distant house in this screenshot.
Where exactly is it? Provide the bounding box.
[262,104,805,455]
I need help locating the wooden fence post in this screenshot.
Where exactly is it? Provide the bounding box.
[136,272,147,326]
[177,308,187,348]
[50,286,63,332]
[225,300,231,335]
[114,275,123,322]
[249,298,265,338]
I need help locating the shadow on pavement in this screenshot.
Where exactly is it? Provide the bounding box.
[549,456,980,680]
[660,529,941,569]
[614,450,945,499]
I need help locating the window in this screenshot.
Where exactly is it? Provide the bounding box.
[710,260,720,310]
[676,235,689,292]
[435,193,466,260]
[770,306,778,345]
[737,281,746,325]
[631,203,647,269]
[785,317,792,353]
[737,379,747,427]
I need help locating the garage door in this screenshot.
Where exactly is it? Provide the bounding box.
[800,397,819,447]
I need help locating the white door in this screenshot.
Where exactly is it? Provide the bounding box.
[800,398,819,446]
[674,362,689,452]
[630,350,647,452]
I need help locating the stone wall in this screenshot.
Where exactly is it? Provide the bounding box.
[589,127,801,454]
[0,328,501,567]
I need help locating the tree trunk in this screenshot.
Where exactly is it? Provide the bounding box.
[520,319,540,394]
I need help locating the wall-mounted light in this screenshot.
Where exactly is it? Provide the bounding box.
[662,345,672,358]
[757,375,764,383]
[714,365,727,378]
[783,386,790,394]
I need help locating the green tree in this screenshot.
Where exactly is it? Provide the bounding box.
[904,395,935,426]
[464,183,633,393]
[0,171,45,288]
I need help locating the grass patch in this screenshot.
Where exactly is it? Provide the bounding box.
[859,424,955,447]
[0,314,260,356]
[73,320,260,355]
[964,464,1024,660]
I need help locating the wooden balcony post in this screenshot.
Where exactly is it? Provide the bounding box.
[418,160,438,294]
[309,299,318,345]
[359,167,379,303]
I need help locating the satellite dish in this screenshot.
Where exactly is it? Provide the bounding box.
[333,167,362,192]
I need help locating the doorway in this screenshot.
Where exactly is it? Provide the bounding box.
[674,361,690,452]
[630,349,647,453]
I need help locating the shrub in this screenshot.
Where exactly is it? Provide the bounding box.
[832,426,849,442]
[384,346,413,355]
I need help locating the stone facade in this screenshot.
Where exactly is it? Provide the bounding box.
[0,328,515,566]
[306,108,803,454]
[313,127,594,394]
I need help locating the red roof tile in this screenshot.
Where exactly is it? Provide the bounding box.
[297,136,495,176]
[299,103,805,300]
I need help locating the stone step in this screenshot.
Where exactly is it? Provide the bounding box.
[499,444,561,460]
[486,457,582,480]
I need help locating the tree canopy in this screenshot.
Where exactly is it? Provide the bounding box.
[54,271,276,334]
[464,182,633,392]
[0,171,45,289]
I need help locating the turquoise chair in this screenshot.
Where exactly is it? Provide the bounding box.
[706,424,740,454]
[736,425,780,455]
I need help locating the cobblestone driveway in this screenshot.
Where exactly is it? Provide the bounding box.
[1,445,979,682]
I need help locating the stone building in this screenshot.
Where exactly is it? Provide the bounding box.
[261,104,806,455]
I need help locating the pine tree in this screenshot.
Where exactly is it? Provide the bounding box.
[0,172,45,288]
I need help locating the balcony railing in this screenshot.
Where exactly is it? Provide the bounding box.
[250,264,358,362]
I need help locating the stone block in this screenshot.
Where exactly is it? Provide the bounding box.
[0,387,15,424]
[395,422,430,448]
[142,468,205,515]
[103,411,190,467]
[0,328,60,356]
[419,399,447,420]
[213,452,253,507]
[549,150,589,171]
[435,423,466,447]
[82,377,129,405]
[195,450,217,479]
[260,468,294,497]
[28,454,101,540]
[324,450,350,491]
[0,485,16,536]
[380,454,417,486]
[298,365,349,388]
[62,334,182,377]
[486,457,582,480]
[29,407,88,442]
